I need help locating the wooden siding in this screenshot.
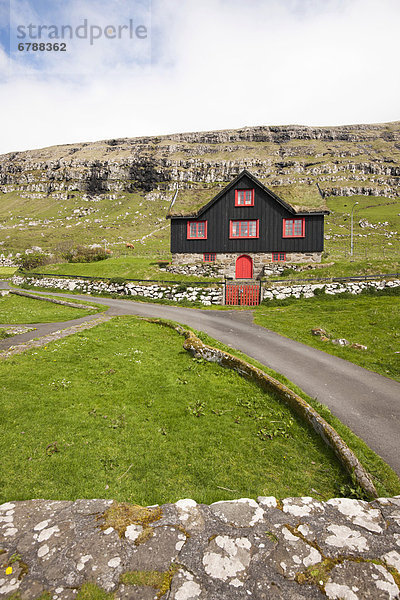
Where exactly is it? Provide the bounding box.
[170,174,325,254]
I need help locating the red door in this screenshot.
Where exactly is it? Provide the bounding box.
[235,255,253,279]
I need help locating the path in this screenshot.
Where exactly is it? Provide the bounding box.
[1,281,399,475]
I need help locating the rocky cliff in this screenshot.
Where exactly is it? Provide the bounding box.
[1,121,400,198]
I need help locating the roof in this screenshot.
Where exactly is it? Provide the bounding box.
[167,170,329,218]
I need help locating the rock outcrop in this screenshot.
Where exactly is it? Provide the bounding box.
[1,121,400,198]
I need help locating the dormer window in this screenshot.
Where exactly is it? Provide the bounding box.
[187,220,207,239]
[235,189,254,206]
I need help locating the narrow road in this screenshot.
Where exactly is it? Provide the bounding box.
[2,282,400,475]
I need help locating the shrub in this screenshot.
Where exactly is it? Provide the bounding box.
[17,252,48,271]
[109,277,127,286]
[175,283,188,292]
[313,286,326,297]
[62,246,109,263]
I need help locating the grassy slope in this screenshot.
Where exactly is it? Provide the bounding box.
[254,293,400,382]
[0,267,18,276]
[324,195,400,263]
[2,316,399,504]
[0,190,171,256]
[0,293,104,324]
[31,256,220,282]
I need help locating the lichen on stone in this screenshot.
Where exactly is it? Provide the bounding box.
[99,502,162,539]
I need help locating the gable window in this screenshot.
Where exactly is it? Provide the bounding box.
[235,189,254,206]
[203,252,216,262]
[283,218,305,238]
[272,252,286,262]
[230,220,259,239]
[187,220,207,239]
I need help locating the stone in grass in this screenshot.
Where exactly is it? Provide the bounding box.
[311,328,329,339]
[331,338,350,346]
[350,343,368,351]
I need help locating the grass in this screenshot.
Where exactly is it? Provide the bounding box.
[3,315,397,505]
[254,292,400,382]
[120,566,177,599]
[323,195,400,264]
[0,189,172,257]
[30,255,220,282]
[0,266,18,276]
[191,327,400,499]
[0,293,104,324]
[75,584,114,600]
[4,585,113,600]
[270,258,399,282]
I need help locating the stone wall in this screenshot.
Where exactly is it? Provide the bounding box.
[0,253,17,267]
[11,275,400,306]
[262,278,400,301]
[11,276,223,306]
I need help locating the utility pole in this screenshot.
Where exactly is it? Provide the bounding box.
[350,202,359,257]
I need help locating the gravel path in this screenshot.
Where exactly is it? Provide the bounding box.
[0,313,111,358]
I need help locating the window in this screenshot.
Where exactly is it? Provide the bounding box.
[187,220,207,239]
[230,220,259,238]
[235,189,254,206]
[204,253,216,262]
[283,218,305,238]
[272,252,286,262]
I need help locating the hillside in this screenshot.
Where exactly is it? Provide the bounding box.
[0,121,399,256]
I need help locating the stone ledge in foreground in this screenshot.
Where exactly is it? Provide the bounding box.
[1,496,400,599]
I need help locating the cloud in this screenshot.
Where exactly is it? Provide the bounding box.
[0,0,399,154]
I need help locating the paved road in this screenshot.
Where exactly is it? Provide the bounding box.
[2,282,400,474]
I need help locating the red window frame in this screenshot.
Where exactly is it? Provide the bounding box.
[229,220,259,239]
[282,218,305,238]
[203,252,216,262]
[272,252,286,262]
[187,220,207,239]
[235,188,254,207]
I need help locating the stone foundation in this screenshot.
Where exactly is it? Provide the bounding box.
[172,252,322,279]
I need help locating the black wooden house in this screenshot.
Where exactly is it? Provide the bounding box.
[168,170,328,279]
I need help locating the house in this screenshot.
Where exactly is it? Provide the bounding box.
[167,170,329,279]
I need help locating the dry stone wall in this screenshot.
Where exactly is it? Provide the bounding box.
[11,276,223,305]
[0,254,17,267]
[262,278,400,301]
[11,275,400,305]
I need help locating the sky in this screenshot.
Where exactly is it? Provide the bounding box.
[0,0,399,154]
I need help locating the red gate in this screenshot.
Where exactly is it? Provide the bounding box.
[225,281,261,306]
